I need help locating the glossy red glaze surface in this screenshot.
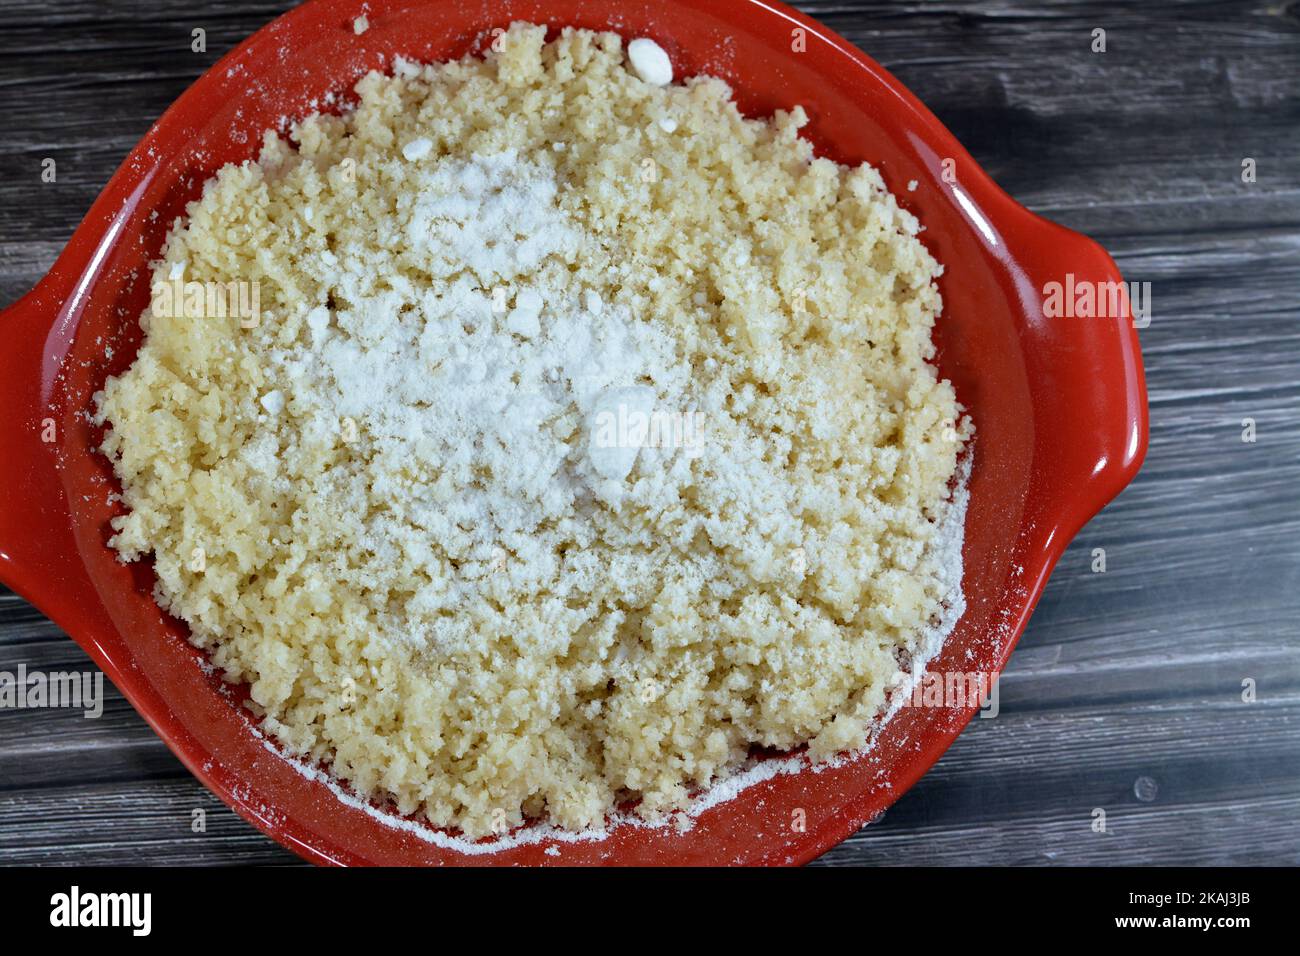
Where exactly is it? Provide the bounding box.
[0,0,1147,865]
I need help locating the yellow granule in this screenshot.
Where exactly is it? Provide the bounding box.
[97,24,967,838]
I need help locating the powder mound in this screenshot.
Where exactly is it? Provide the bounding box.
[96,23,969,839]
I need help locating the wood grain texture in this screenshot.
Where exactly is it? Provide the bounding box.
[0,0,1297,867]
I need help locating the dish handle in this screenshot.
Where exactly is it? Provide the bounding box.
[1010,212,1150,558]
[0,277,112,645]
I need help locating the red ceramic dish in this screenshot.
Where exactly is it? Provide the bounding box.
[0,0,1147,865]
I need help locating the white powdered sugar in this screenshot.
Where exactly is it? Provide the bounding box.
[406,151,580,285]
[259,152,704,651]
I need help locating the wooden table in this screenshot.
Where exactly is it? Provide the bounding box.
[1,0,1296,866]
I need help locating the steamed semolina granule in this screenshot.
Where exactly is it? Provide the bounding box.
[96,24,969,838]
